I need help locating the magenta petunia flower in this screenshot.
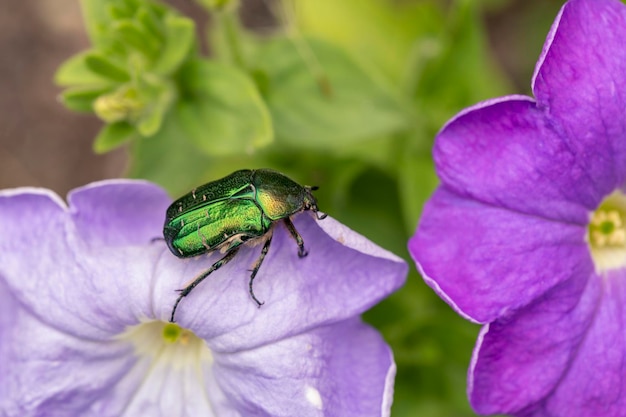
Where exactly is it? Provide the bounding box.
[0,180,406,417]
[409,0,626,416]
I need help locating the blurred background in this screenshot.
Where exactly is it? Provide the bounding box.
[0,0,563,196]
[0,1,566,416]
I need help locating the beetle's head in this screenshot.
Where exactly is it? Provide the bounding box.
[304,186,327,220]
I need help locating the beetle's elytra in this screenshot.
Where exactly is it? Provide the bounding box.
[163,169,326,322]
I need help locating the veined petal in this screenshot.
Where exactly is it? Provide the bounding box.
[166,215,407,351]
[2,179,403,417]
[533,0,626,193]
[68,179,171,247]
[409,187,592,323]
[209,318,394,417]
[528,269,626,417]
[435,98,599,224]
[0,310,138,416]
[0,183,170,339]
[468,269,600,415]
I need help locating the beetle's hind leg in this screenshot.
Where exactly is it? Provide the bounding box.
[170,246,240,323]
[248,231,273,307]
[282,217,307,257]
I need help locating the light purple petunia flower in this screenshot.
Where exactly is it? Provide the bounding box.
[0,179,407,417]
[409,0,626,416]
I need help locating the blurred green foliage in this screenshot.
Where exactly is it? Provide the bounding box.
[55,0,532,415]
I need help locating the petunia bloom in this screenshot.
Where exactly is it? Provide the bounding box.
[0,180,407,417]
[409,0,626,416]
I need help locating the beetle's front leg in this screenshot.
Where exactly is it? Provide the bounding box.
[282,217,307,257]
[170,246,240,323]
[249,230,273,307]
[248,230,273,307]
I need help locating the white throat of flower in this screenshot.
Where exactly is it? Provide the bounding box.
[120,321,213,370]
[587,190,626,273]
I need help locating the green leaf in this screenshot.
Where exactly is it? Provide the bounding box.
[136,6,165,43]
[256,37,408,150]
[84,53,131,82]
[55,52,115,87]
[127,111,215,195]
[79,0,113,46]
[152,16,195,75]
[93,121,136,153]
[135,80,176,137]
[113,20,159,56]
[175,59,273,156]
[59,86,112,112]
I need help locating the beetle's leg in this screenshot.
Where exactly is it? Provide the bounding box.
[248,231,273,307]
[170,247,240,323]
[150,237,165,243]
[282,217,307,258]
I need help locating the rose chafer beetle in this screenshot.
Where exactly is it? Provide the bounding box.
[163,168,326,322]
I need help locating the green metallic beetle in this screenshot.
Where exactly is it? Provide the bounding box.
[163,169,326,322]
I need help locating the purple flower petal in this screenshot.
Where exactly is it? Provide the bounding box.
[435,97,599,224]
[68,180,171,247]
[410,0,626,414]
[531,269,626,417]
[210,318,395,417]
[1,180,406,416]
[409,187,592,322]
[0,310,138,415]
[167,215,407,351]
[0,184,170,339]
[533,0,626,194]
[469,270,600,415]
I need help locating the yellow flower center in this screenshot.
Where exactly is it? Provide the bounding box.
[587,190,626,272]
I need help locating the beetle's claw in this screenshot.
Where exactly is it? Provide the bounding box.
[298,249,308,258]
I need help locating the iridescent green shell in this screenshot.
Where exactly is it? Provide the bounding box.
[163,169,320,258]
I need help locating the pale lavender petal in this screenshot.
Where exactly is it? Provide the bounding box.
[208,318,394,417]
[469,270,600,415]
[68,180,171,247]
[0,184,169,339]
[533,0,626,192]
[162,215,407,351]
[0,309,138,416]
[1,180,404,417]
[409,187,591,323]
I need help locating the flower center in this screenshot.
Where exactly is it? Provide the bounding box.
[587,190,626,272]
[120,320,213,370]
